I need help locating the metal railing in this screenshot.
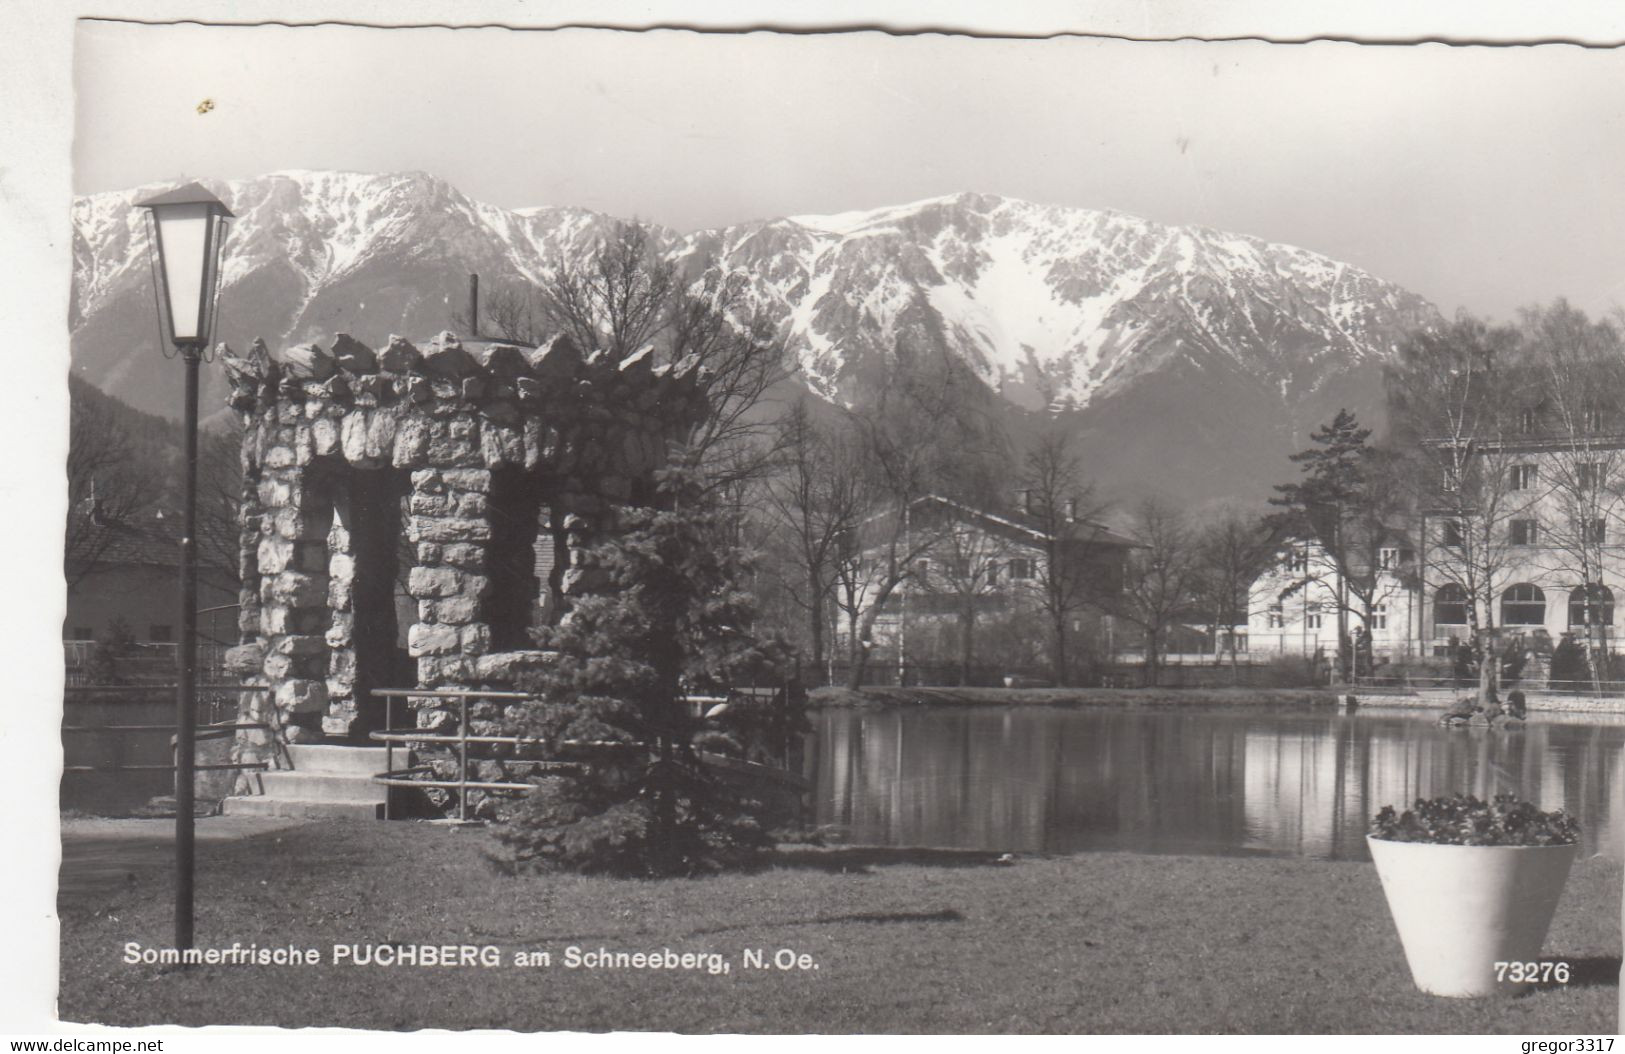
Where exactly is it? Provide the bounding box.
[61,684,273,781]
[368,688,643,822]
[367,686,810,822]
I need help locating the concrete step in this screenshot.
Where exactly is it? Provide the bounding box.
[221,796,385,821]
[284,743,394,776]
[258,770,387,804]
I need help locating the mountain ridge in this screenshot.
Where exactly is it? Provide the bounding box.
[70,170,1442,503]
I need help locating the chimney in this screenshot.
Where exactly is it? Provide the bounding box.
[1019,488,1033,514]
[468,273,480,339]
[1065,498,1077,523]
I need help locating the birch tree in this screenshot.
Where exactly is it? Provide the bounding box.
[1386,315,1530,706]
[1519,300,1625,689]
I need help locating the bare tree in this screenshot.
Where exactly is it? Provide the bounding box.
[1386,314,1532,706]
[465,223,791,497]
[1018,425,1111,685]
[1520,300,1625,689]
[1114,498,1199,687]
[1189,506,1278,676]
[919,515,1019,684]
[196,426,247,594]
[759,399,874,676]
[65,377,163,587]
[833,353,1006,688]
[453,279,548,346]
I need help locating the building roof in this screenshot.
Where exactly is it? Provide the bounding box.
[67,507,184,571]
[910,494,1141,549]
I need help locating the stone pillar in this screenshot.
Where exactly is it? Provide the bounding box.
[406,468,492,708]
[253,434,334,742]
[226,441,271,787]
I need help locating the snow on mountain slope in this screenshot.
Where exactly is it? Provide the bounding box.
[70,172,1440,499]
[695,193,1437,412]
[70,170,633,417]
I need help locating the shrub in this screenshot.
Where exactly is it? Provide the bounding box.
[1548,633,1591,690]
[1500,638,1528,683]
[1450,640,1476,687]
[1369,793,1579,847]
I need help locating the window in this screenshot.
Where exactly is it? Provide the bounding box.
[1510,464,1537,491]
[1578,463,1605,490]
[1285,548,1309,574]
[1510,519,1539,546]
[1370,604,1388,631]
[1501,584,1547,626]
[1379,547,1400,569]
[1434,584,1468,627]
[1267,603,1284,629]
[1585,407,1605,433]
[1520,408,1540,434]
[915,558,931,575]
[1008,558,1032,580]
[1441,520,1464,548]
[1569,584,1615,627]
[148,624,173,642]
[951,558,971,578]
[1441,466,1460,493]
[1580,518,1608,545]
[987,564,1000,586]
[1305,602,1322,631]
[70,626,92,641]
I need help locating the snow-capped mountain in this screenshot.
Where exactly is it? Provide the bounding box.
[71,170,631,416]
[689,192,1438,413]
[70,170,1442,501]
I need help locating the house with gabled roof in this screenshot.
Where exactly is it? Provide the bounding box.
[840,492,1138,677]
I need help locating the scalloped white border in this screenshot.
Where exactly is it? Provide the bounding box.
[10,1,1625,1043]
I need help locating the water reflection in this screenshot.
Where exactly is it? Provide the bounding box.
[810,707,1625,860]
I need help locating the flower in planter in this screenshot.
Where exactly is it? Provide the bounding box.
[1370,793,1579,847]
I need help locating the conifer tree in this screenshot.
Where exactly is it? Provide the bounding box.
[1268,410,1407,682]
[491,467,796,876]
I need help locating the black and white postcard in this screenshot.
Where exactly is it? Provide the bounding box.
[13,2,1625,1043]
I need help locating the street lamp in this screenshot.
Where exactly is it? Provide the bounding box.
[137,182,233,951]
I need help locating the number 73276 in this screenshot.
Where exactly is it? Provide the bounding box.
[1494,960,1570,984]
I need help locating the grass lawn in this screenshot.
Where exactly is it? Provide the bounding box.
[811,686,1345,709]
[58,819,1620,1033]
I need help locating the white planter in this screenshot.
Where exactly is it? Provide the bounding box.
[1366,835,1578,997]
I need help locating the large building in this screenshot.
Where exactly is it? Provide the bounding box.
[1249,422,1625,672]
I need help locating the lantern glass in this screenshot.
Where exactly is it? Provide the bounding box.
[152,202,212,341]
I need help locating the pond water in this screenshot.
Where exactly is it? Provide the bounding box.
[809,706,1625,861]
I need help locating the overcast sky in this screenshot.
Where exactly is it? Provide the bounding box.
[74,21,1625,321]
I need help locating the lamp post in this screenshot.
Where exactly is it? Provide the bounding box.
[137,182,233,950]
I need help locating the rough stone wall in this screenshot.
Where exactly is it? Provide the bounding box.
[220,330,708,768]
